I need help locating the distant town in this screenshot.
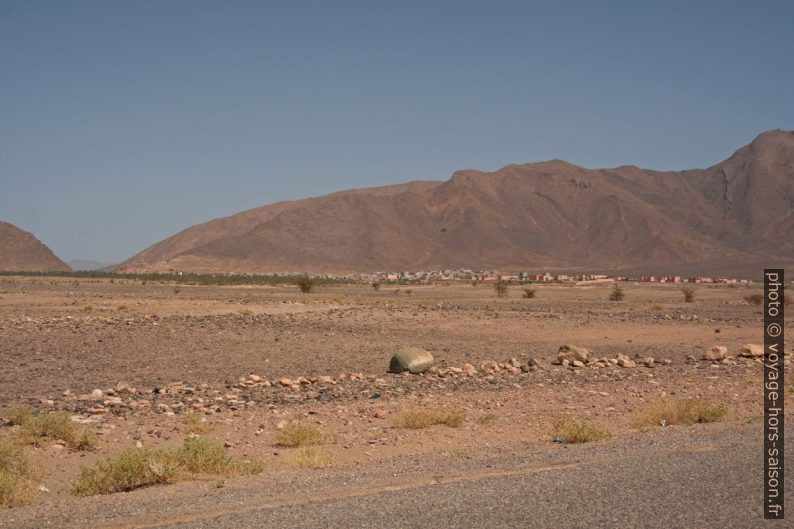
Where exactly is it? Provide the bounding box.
[352,269,754,285]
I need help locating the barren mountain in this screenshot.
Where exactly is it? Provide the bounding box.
[0,222,70,272]
[121,130,794,276]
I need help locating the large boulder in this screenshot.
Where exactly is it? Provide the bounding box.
[389,347,434,374]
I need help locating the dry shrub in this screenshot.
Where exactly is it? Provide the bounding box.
[631,398,727,428]
[476,413,498,425]
[744,294,763,306]
[292,446,334,469]
[0,436,41,508]
[72,437,263,496]
[552,417,610,444]
[522,288,537,299]
[274,423,324,447]
[393,407,464,429]
[1,406,96,450]
[183,412,212,435]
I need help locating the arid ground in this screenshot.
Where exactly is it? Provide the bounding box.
[0,276,791,528]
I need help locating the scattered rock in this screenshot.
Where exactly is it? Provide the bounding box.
[462,363,477,376]
[554,344,589,365]
[616,354,635,368]
[703,346,727,361]
[738,344,763,358]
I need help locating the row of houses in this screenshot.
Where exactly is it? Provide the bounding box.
[365,270,753,285]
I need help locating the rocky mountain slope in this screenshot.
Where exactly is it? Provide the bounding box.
[120,130,794,276]
[0,221,70,272]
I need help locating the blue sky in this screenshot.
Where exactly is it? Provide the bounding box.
[1,1,792,263]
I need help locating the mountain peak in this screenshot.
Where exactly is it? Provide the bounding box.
[0,221,70,272]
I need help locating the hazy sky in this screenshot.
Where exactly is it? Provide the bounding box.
[1,1,793,263]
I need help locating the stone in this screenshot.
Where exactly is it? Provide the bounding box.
[738,344,763,358]
[703,346,727,361]
[389,347,434,374]
[278,378,293,387]
[90,388,104,399]
[616,355,635,368]
[571,360,585,368]
[642,357,655,367]
[462,363,477,376]
[527,357,539,368]
[554,344,588,365]
[248,374,262,382]
[481,361,499,373]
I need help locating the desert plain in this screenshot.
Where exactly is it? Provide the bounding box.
[0,275,791,528]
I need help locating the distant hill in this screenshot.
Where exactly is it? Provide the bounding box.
[0,222,70,272]
[67,259,111,271]
[119,130,794,277]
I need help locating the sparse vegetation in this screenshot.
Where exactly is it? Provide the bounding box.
[1,405,34,426]
[680,286,696,303]
[522,287,537,299]
[744,293,763,306]
[292,446,334,469]
[631,398,727,428]
[183,412,212,435]
[0,435,41,508]
[476,413,497,425]
[0,270,350,288]
[393,407,464,429]
[274,423,324,447]
[609,283,625,301]
[172,286,181,294]
[552,417,610,444]
[649,303,664,311]
[371,281,380,290]
[296,275,315,294]
[116,304,128,311]
[1,406,96,450]
[72,437,263,496]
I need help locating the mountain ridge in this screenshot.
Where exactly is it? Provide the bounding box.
[119,130,794,276]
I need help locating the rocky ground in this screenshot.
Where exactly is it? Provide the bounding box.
[0,276,790,525]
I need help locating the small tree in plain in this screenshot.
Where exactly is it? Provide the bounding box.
[609,283,625,301]
[296,275,315,294]
[680,286,696,303]
[494,277,508,298]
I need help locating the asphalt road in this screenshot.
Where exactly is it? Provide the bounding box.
[158,429,785,529]
[3,422,790,529]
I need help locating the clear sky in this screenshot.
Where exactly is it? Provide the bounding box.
[1,1,793,263]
